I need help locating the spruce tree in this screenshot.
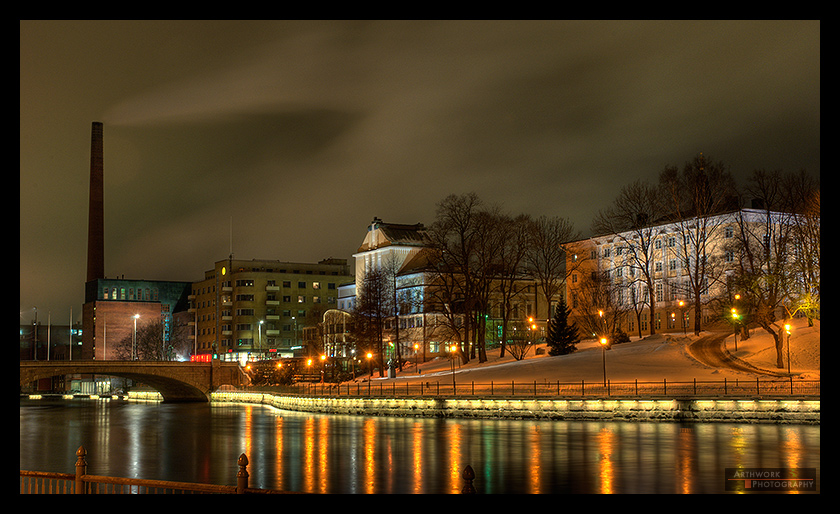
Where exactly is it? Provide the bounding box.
[546,300,579,356]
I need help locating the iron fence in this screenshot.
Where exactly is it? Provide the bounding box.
[272,376,819,399]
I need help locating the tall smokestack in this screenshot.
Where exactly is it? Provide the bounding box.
[86,121,104,282]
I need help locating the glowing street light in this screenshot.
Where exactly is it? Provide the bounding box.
[132,314,140,360]
[785,323,792,375]
[731,308,740,351]
[599,337,608,387]
[449,344,458,390]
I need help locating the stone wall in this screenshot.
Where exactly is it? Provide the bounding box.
[210,392,819,424]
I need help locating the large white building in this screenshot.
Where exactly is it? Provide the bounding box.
[565,207,815,338]
[345,217,547,362]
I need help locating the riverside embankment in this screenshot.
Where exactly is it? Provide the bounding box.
[208,391,820,424]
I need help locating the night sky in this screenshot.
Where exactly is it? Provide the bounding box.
[20,20,820,322]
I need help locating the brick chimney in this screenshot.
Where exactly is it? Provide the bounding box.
[86,121,104,282]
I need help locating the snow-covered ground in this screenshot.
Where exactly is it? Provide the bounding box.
[370,318,819,385]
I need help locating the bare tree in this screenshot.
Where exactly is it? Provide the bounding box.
[729,169,802,368]
[113,317,189,361]
[659,153,738,334]
[352,267,392,376]
[426,193,484,364]
[592,180,666,336]
[493,213,532,358]
[525,215,581,322]
[782,170,820,324]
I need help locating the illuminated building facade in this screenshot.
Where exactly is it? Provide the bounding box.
[564,207,813,338]
[190,257,353,363]
[81,278,192,360]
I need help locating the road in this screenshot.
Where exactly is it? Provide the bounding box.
[688,331,785,376]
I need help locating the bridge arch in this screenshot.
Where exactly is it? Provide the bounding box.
[20,361,248,403]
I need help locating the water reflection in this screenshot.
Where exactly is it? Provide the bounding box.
[20,399,819,494]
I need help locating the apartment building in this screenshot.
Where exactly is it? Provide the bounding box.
[189,257,353,363]
[564,208,802,338]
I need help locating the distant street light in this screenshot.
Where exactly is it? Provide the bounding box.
[133,314,140,360]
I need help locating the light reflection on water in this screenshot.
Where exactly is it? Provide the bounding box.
[20,399,819,494]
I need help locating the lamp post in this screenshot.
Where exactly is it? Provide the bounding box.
[258,319,263,349]
[450,344,458,390]
[678,300,686,335]
[731,308,739,352]
[600,337,608,386]
[132,314,140,360]
[785,323,792,375]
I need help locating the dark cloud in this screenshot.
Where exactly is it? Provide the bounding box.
[20,20,819,320]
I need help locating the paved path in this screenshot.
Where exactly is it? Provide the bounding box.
[688,332,786,376]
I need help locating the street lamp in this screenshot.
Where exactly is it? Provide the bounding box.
[731,308,739,351]
[599,337,608,386]
[784,323,792,375]
[133,314,140,360]
[678,300,686,335]
[450,344,458,390]
[258,320,264,357]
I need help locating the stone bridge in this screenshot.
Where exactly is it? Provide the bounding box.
[20,360,250,403]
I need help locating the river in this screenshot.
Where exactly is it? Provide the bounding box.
[20,397,819,494]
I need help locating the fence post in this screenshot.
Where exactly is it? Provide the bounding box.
[237,453,249,493]
[75,446,87,494]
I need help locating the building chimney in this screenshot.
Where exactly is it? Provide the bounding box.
[86,121,104,282]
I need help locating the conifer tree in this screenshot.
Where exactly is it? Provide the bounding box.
[546,300,579,356]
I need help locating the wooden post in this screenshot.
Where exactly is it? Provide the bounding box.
[237,453,249,493]
[75,446,87,494]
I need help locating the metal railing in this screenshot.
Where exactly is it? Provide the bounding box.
[21,446,479,494]
[276,376,819,399]
[20,447,296,494]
